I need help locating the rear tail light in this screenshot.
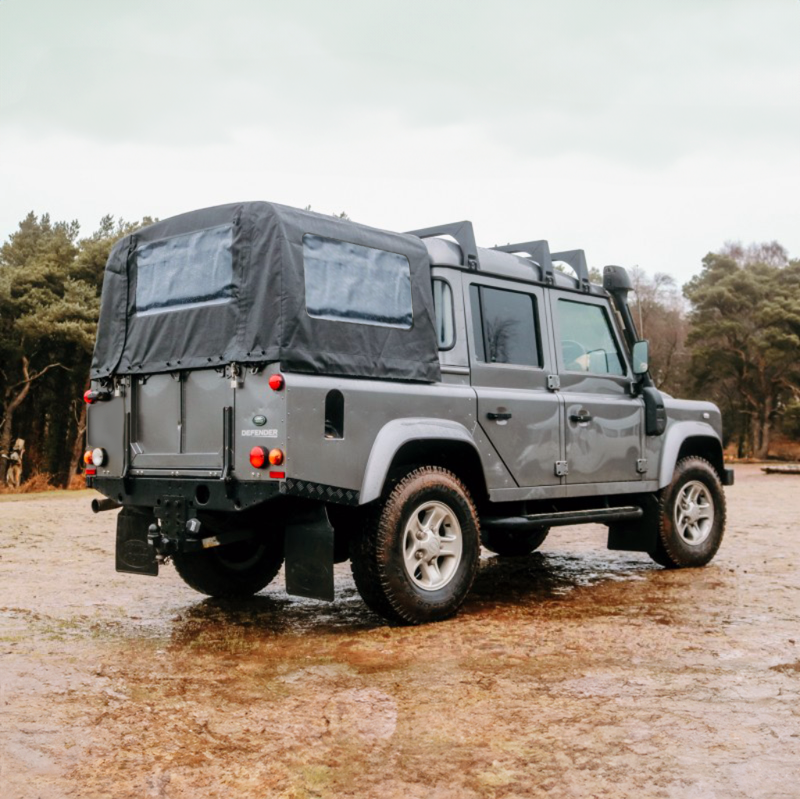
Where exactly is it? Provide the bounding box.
[269,471,285,479]
[91,448,106,466]
[268,374,285,391]
[84,389,111,404]
[268,448,284,466]
[249,446,267,469]
[83,449,94,464]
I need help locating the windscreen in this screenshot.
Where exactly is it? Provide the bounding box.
[135,224,234,316]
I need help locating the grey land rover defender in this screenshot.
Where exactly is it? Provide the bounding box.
[84,202,733,624]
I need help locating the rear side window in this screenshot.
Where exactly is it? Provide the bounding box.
[135,224,234,316]
[469,285,541,367]
[303,234,413,329]
[433,279,455,349]
[557,299,625,375]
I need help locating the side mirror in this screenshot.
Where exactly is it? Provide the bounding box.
[632,340,649,376]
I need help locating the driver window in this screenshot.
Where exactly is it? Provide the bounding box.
[557,300,625,376]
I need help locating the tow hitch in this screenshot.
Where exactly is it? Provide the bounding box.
[115,496,255,576]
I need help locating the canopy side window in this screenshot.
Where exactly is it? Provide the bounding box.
[557,299,626,375]
[135,224,234,316]
[468,284,542,367]
[303,234,413,329]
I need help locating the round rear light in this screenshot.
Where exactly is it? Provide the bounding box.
[268,448,284,466]
[83,389,94,404]
[91,448,106,467]
[250,446,267,469]
[268,374,285,391]
[83,450,94,465]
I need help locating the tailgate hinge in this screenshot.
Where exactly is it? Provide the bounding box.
[636,458,648,474]
[555,460,569,477]
[547,374,560,391]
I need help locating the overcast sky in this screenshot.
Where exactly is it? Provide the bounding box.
[1,0,798,283]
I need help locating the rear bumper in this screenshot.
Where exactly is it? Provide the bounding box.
[722,467,735,486]
[92,476,282,512]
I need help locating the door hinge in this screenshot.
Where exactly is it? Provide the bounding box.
[555,460,569,477]
[636,458,648,474]
[547,374,560,391]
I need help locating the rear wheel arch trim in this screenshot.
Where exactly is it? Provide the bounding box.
[359,418,483,505]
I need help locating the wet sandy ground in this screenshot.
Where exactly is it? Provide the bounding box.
[0,464,798,799]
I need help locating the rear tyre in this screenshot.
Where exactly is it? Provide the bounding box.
[172,534,284,599]
[481,526,549,557]
[350,466,480,625]
[648,456,726,569]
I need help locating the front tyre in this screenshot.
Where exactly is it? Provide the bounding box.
[172,535,284,599]
[350,467,480,625]
[648,456,726,568]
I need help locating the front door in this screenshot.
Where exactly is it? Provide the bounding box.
[465,275,562,488]
[548,291,644,484]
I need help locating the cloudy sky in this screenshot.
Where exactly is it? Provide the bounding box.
[1,0,798,282]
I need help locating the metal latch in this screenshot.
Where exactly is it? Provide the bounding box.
[636,458,648,474]
[555,460,569,477]
[547,374,561,391]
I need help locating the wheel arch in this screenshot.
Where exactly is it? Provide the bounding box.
[658,422,725,488]
[359,418,487,505]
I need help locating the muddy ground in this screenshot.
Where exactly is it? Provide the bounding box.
[0,463,798,799]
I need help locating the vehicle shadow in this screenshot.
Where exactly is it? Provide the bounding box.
[168,549,658,644]
[466,549,656,610]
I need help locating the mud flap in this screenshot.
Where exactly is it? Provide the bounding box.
[116,507,158,576]
[607,496,659,552]
[285,503,335,601]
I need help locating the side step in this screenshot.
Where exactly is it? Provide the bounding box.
[481,506,643,533]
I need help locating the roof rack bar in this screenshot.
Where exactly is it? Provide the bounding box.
[551,249,590,291]
[492,240,554,285]
[407,221,479,270]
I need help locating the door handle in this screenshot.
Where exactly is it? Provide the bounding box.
[570,410,593,423]
[487,411,513,421]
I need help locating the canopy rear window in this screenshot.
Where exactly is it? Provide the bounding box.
[303,234,413,329]
[135,224,234,316]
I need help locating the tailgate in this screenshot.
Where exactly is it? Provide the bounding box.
[130,369,233,472]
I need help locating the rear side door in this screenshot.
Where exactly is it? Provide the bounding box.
[548,291,644,484]
[465,275,562,488]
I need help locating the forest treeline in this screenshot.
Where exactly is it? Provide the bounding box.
[1,212,799,488]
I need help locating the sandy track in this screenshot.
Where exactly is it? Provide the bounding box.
[1,464,798,798]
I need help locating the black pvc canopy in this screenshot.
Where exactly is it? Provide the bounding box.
[91,202,441,383]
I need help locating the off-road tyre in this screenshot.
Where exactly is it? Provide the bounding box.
[481,526,549,557]
[350,466,481,625]
[648,456,726,569]
[172,535,284,599]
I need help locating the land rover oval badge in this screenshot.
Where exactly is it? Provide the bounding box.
[253,415,267,426]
